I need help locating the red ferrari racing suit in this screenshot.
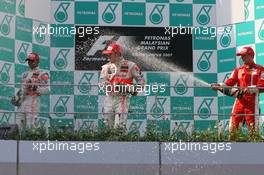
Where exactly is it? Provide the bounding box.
[224,63,264,131]
[100,58,145,128]
[16,67,49,128]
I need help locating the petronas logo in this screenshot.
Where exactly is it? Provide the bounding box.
[34,23,46,44]
[149,4,165,25]
[78,73,94,94]
[198,98,213,119]
[0,15,13,36]
[258,20,264,41]
[18,0,25,16]
[223,73,231,83]
[220,26,232,48]
[54,3,70,23]
[128,121,143,135]
[173,121,190,133]
[102,3,118,23]
[17,43,30,63]
[0,113,12,125]
[174,74,188,95]
[0,63,12,84]
[79,120,95,131]
[34,118,48,128]
[196,5,212,25]
[197,51,213,72]
[244,0,250,20]
[150,97,166,119]
[53,96,70,117]
[54,49,70,70]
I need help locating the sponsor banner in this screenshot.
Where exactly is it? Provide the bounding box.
[170,97,194,120]
[193,73,217,97]
[194,120,217,131]
[256,43,264,64]
[74,95,98,119]
[50,71,74,94]
[128,96,147,120]
[0,0,16,14]
[122,2,146,26]
[0,86,14,111]
[15,16,32,43]
[255,0,264,19]
[32,44,50,70]
[40,95,50,119]
[75,26,193,71]
[169,3,192,26]
[147,119,170,135]
[14,64,28,88]
[236,21,255,46]
[217,48,236,73]
[218,96,234,120]
[75,1,98,24]
[0,36,15,62]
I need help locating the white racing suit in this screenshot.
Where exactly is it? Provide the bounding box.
[16,67,49,129]
[100,59,145,129]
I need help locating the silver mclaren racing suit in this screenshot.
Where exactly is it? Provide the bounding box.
[16,67,49,129]
[100,58,145,128]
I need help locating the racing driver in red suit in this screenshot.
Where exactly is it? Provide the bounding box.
[211,47,264,133]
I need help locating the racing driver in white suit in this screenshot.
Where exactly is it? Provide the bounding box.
[100,42,145,129]
[12,53,50,129]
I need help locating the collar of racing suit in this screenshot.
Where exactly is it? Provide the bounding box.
[111,58,124,66]
[244,62,256,69]
[30,66,39,71]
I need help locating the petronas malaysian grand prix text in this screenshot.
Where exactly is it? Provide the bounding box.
[165,142,232,154]
[32,141,100,154]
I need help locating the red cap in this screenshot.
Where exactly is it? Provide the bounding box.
[26,53,40,62]
[102,43,123,55]
[236,47,255,57]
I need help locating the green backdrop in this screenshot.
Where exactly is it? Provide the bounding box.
[0,0,264,136]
